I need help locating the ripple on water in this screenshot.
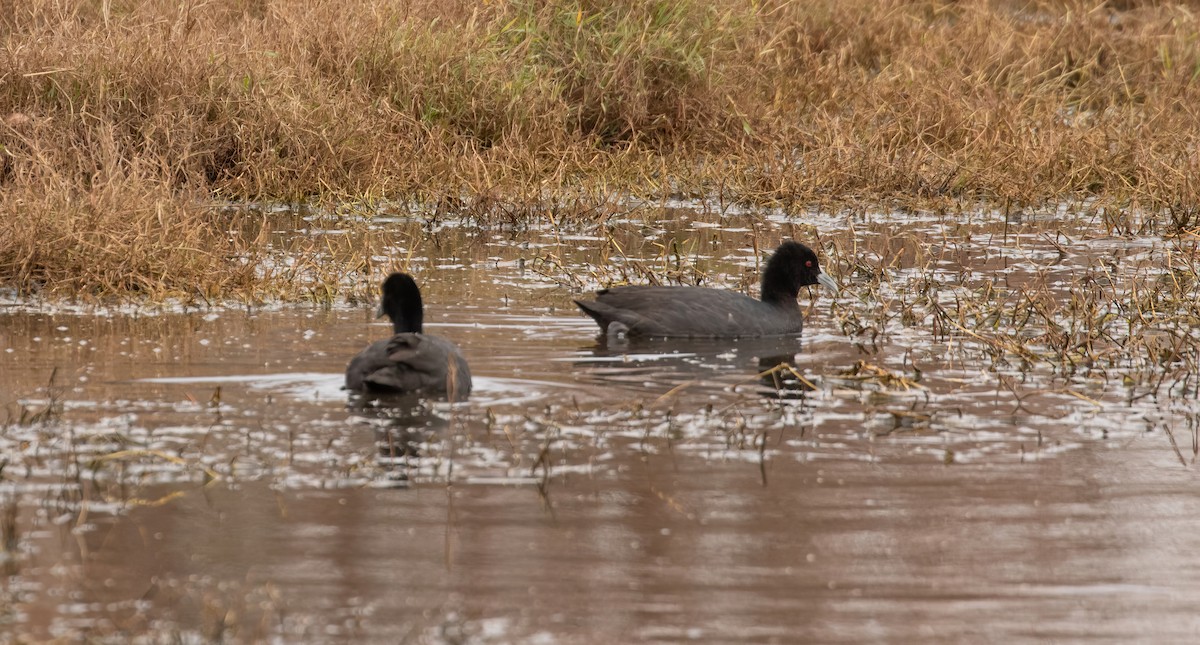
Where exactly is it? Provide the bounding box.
[2,203,1200,642]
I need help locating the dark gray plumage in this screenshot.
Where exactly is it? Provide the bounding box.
[345,273,471,401]
[574,241,838,339]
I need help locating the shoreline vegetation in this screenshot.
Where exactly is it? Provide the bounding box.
[2,0,1200,299]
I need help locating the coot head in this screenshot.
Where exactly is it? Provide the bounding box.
[760,241,838,305]
[377,272,424,334]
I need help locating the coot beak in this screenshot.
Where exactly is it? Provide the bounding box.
[816,272,839,295]
[375,302,386,319]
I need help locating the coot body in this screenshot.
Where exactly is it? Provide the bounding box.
[574,241,836,339]
[345,273,471,400]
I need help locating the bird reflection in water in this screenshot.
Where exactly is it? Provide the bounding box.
[577,335,814,400]
[347,392,451,463]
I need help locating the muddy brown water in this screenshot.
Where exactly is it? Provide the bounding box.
[3,206,1200,642]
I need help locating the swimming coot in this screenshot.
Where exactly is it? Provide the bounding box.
[345,273,472,401]
[574,241,838,339]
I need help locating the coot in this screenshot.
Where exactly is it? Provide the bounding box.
[345,273,472,400]
[574,241,837,339]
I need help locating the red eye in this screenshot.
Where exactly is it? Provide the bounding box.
[805,260,813,268]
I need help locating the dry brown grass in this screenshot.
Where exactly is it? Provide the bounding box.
[3,0,1200,297]
[0,175,257,299]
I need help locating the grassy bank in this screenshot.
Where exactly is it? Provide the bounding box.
[2,0,1200,298]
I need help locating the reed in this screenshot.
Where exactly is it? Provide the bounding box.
[4,0,1200,297]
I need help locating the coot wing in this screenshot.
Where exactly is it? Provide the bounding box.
[579,286,802,338]
[348,333,471,398]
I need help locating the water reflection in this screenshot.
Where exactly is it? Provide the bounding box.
[573,335,813,399]
[347,394,449,461]
[2,203,1199,642]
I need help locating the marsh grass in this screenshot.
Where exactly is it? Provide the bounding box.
[4,0,1200,297]
[820,220,1200,410]
[3,369,63,427]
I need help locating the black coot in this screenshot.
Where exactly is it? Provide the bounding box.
[574,241,838,339]
[345,273,472,401]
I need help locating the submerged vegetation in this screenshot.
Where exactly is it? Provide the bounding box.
[2,0,1200,297]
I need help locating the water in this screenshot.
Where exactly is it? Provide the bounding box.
[2,204,1200,642]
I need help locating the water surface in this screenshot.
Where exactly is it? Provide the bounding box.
[2,204,1199,642]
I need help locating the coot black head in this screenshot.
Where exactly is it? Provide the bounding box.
[378,272,423,334]
[760,241,839,305]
